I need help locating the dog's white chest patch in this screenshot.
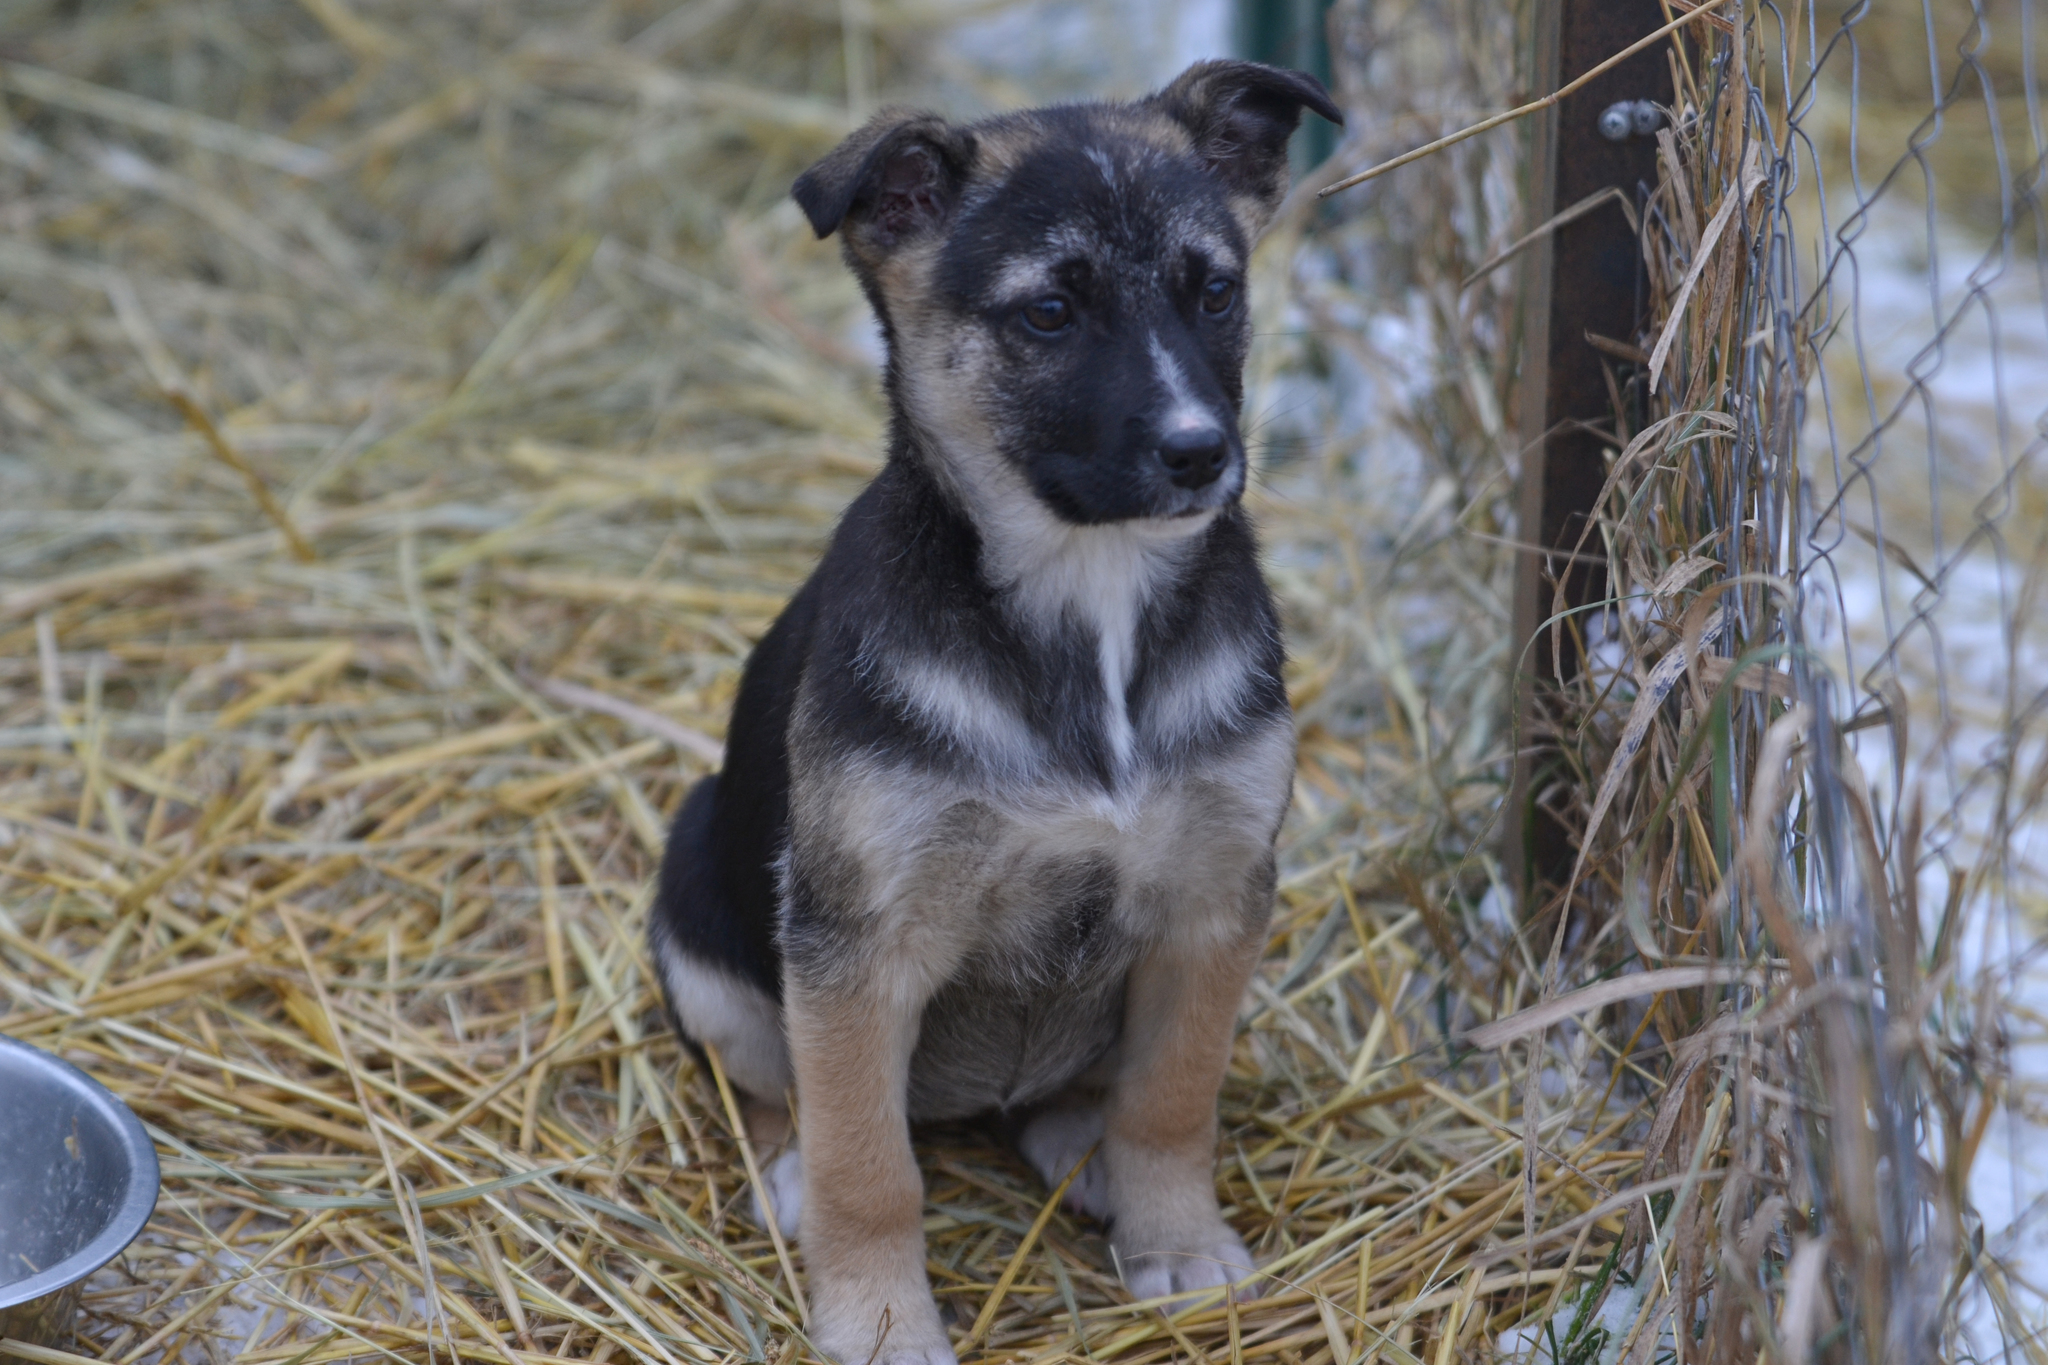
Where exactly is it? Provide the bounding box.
[916,421,1233,776]
[995,517,1209,775]
[1082,578,1142,769]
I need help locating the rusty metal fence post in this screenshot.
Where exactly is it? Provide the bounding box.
[1507,0,1674,920]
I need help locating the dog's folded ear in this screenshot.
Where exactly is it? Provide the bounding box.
[792,110,976,253]
[1150,61,1343,231]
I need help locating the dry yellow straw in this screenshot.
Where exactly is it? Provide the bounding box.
[965,1142,1099,1349]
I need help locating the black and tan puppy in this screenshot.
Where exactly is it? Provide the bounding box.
[650,61,1340,1365]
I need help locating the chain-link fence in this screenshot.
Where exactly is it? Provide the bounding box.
[1463,0,2048,1355]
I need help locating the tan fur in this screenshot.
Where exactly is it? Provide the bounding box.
[1103,925,1268,1279]
[742,1094,792,1152]
[1223,195,1277,251]
[784,982,950,1364]
[969,107,1193,185]
[1096,106,1198,156]
[970,120,1049,179]
[867,233,941,304]
[792,720,1293,989]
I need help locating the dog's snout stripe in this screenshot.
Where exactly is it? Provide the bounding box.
[1148,333,1214,434]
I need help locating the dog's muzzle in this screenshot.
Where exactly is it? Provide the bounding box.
[1158,427,1232,490]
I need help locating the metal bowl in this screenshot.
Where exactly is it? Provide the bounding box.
[0,1035,160,1359]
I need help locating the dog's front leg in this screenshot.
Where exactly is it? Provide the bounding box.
[1103,922,1265,1303]
[785,975,951,1365]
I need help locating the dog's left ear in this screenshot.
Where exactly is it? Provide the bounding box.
[1151,60,1343,232]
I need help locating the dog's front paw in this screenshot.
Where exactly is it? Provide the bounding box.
[1017,1105,1110,1220]
[748,1146,803,1241]
[810,1299,956,1365]
[1113,1222,1257,1308]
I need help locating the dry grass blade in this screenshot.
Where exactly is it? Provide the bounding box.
[965,1143,1098,1349]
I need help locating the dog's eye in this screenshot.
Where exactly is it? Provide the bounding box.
[1021,297,1072,333]
[1201,278,1238,316]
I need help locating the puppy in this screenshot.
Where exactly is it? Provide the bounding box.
[650,60,1341,1365]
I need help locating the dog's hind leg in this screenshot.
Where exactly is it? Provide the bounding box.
[739,1094,803,1240]
[1016,1089,1112,1220]
[1018,1101,1111,1220]
[654,928,805,1239]
[649,775,799,1236]
[653,943,804,1236]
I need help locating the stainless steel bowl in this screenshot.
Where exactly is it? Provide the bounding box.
[0,1035,160,1361]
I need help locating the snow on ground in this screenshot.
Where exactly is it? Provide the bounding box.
[1800,192,2048,1323]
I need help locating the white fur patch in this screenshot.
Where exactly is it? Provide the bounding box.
[991,254,1060,303]
[987,511,1210,775]
[1208,716,1299,837]
[1018,1104,1110,1218]
[1118,1229,1257,1306]
[881,655,1041,776]
[811,719,1289,960]
[1142,636,1258,746]
[986,226,1102,303]
[655,946,791,1098]
[1183,231,1241,272]
[1085,146,1120,188]
[1148,333,1212,435]
[751,1145,804,1240]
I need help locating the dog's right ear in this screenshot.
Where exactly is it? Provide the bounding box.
[792,110,975,254]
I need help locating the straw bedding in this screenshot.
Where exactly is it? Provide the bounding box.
[0,0,2029,1363]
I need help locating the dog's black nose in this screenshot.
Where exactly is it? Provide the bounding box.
[1158,428,1230,489]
